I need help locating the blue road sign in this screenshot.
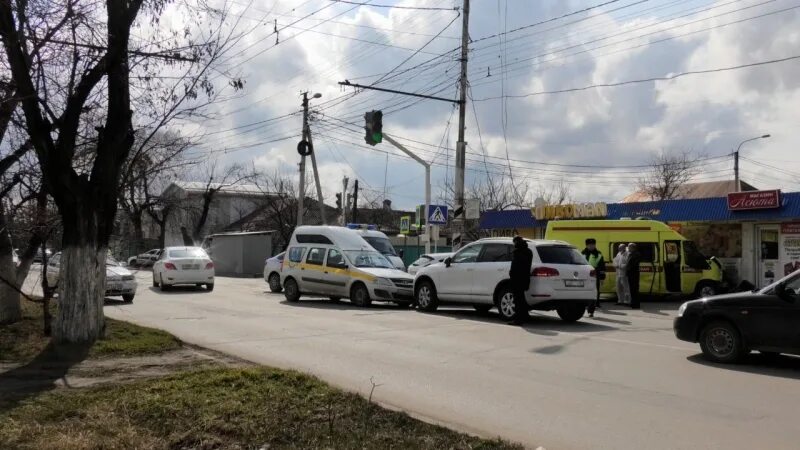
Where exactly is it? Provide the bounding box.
[427,205,448,225]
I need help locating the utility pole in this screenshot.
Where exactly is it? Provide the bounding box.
[342,177,349,225]
[298,91,327,227]
[734,134,770,192]
[453,0,470,250]
[352,180,359,223]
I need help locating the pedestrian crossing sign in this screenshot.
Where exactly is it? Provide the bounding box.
[400,216,411,234]
[427,205,448,225]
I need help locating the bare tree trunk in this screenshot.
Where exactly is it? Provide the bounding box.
[0,209,21,324]
[53,213,106,343]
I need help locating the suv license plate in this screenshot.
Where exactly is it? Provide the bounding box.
[564,280,584,288]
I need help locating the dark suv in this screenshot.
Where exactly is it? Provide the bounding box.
[674,269,800,363]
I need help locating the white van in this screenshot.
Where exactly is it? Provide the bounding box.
[347,224,406,271]
[281,226,415,307]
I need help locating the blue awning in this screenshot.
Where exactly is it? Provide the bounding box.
[478,192,800,229]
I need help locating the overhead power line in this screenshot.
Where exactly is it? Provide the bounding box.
[472,54,800,101]
[471,0,638,44]
[327,0,459,11]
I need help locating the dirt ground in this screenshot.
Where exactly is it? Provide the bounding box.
[0,345,249,402]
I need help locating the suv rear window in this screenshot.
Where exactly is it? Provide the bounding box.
[536,246,587,265]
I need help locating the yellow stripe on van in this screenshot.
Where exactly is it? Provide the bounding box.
[294,262,376,282]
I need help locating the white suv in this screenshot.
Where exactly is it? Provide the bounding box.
[413,238,596,322]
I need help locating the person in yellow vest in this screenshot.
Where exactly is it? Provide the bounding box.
[581,238,606,318]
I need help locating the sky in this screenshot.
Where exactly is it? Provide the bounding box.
[170,0,800,210]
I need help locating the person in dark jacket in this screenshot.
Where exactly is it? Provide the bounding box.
[509,236,533,325]
[626,242,642,309]
[581,238,606,318]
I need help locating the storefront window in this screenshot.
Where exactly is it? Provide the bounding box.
[675,223,742,258]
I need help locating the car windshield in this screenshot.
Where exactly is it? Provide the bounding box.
[169,248,207,258]
[363,236,397,256]
[344,250,394,269]
[760,269,800,294]
[536,245,587,265]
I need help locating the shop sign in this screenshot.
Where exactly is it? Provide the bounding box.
[727,190,781,211]
[533,202,607,220]
[781,222,800,276]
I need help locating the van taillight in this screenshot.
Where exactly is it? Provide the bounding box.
[205,262,214,270]
[590,269,596,278]
[532,267,560,277]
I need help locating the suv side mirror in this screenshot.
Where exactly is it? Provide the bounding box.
[398,249,404,258]
[444,257,452,268]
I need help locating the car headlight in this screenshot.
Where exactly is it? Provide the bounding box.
[677,303,688,317]
[375,277,393,286]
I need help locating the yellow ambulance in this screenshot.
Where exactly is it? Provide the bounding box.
[545,219,724,298]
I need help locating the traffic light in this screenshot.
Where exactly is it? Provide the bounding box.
[364,110,383,146]
[335,193,342,210]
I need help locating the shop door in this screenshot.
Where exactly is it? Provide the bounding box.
[756,225,780,288]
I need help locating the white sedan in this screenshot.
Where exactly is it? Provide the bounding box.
[152,246,215,291]
[47,253,138,303]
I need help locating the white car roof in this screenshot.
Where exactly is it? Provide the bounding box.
[353,229,389,238]
[291,226,374,251]
[164,246,205,251]
[421,253,452,258]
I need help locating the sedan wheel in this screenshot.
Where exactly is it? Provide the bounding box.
[415,281,438,312]
[699,321,745,363]
[159,274,170,292]
[496,289,517,322]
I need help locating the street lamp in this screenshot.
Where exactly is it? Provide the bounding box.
[734,134,770,191]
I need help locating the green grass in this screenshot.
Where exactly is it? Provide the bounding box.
[0,367,521,450]
[0,301,180,362]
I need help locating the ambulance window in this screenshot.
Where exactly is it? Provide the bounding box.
[306,248,326,266]
[615,242,657,263]
[288,247,306,263]
[684,241,710,270]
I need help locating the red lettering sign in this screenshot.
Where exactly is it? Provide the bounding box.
[781,222,800,234]
[727,190,781,211]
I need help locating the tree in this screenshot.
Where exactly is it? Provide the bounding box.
[118,131,194,253]
[189,160,258,243]
[532,179,573,206]
[637,150,699,201]
[0,0,244,343]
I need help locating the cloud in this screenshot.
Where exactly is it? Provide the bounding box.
[173,0,800,208]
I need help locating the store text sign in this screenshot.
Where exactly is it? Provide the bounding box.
[727,190,781,211]
[534,202,607,220]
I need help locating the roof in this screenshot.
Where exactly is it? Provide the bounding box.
[168,181,267,196]
[609,192,800,222]
[291,226,373,251]
[621,180,758,203]
[479,192,800,229]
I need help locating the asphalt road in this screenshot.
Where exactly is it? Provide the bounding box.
[102,271,800,450]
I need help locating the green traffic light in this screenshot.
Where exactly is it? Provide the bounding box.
[372,132,382,143]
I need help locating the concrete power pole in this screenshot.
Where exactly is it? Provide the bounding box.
[453,0,470,250]
[298,92,327,227]
[342,177,349,225]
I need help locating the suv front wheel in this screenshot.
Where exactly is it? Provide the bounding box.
[415,280,439,312]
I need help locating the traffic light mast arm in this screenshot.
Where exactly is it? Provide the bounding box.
[382,134,431,255]
[339,81,462,105]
